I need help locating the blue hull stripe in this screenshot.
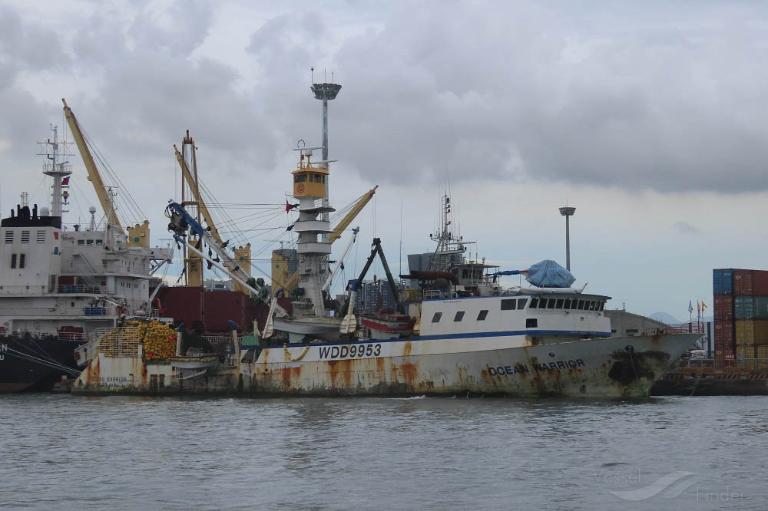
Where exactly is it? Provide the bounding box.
[256,329,612,349]
[413,330,612,341]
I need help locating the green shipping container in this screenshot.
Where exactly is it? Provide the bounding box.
[734,296,768,320]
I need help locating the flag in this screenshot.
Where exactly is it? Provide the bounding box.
[61,176,70,186]
[701,300,708,312]
[688,301,693,314]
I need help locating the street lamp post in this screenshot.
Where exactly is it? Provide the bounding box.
[559,206,576,271]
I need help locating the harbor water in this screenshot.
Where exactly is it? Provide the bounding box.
[1,395,766,510]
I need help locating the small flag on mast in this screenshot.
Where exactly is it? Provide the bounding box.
[61,176,70,186]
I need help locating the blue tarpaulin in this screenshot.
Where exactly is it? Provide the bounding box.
[525,260,575,288]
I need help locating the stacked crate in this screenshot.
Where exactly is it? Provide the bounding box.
[714,269,768,367]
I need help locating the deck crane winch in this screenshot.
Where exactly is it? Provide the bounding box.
[340,237,400,334]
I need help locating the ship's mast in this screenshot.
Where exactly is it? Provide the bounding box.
[311,70,341,241]
[38,125,72,218]
[428,194,468,272]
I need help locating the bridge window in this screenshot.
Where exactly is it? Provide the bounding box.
[477,310,488,321]
[547,299,556,309]
[555,298,564,309]
[526,318,538,328]
[294,174,307,183]
[4,231,12,244]
[517,298,527,309]
[564,298,572,309]
[454,311,465,322]
[36,230,45,243]
[530,298,539,308]
[501,299,516,310]
[20,231,30,244]
[577,300,586,310]
[431,312,442,323]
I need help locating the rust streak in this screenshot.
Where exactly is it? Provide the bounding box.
[400,362,418,386]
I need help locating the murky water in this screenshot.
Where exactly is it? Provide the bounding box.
[0,395,766,510]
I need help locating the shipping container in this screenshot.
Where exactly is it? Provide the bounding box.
[735,320,768,346]
[736,344,757,360]
[757,346,768,368]
[714,320,734,344]
[714,295,733,321]
[203,290,247,332]
[734,296,768,320]
[156,287,205,331]
[733,270,754,296]
[713,269,734,295]
[752,270,768,296]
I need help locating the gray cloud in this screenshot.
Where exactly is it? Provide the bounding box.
[2,0,768,197]
[673,221,699,235]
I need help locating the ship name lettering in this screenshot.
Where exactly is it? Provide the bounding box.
[318,343,382,360]
[100,376,129,387]
[488,359,585,376]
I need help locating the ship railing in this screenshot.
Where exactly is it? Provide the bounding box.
[202,335,232,346]
[57,285,103,294]
[676,358,768,371]
[422,289,452,300]
[664,324,705,334]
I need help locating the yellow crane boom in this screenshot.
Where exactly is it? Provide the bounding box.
[330,185,378,242]
[277,185,378,293]
[62,98,123,233]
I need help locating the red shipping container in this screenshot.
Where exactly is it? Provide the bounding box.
[156,287,204,331]
[733,270,754,296]
[714,295,733,321]
[752,270,768,296]
[203,290,247,332]
[714,320,734,344]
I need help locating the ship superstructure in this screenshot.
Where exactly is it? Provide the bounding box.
[0,105,172,392]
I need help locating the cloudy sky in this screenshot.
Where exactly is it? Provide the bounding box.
[2,0,768,319]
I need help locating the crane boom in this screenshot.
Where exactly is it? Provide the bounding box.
[62,99,123,233]
[329,186,378,243]
[279,186,379,293]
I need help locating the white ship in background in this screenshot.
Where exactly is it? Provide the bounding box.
[0,102,172,392]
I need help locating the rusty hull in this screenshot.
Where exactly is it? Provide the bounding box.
[242,333,699,398]
[73,333,699,398]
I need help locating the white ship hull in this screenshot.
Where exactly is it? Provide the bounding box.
[243,333,699,398]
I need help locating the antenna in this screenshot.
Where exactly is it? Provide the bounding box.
[38,124,73,217]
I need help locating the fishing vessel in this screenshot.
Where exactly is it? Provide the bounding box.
[0,104,172,392]
[73,81,700,398]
